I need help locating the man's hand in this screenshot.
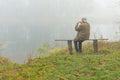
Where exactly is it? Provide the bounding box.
[77,21,82,24]
[77,21,80,24]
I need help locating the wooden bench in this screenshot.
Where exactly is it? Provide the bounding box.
[55,39,108,54]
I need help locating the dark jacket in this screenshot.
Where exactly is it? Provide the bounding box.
[74,22,90,41]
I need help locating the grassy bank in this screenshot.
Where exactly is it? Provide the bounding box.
[0,41,120,80]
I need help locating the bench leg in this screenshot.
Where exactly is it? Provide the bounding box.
[93,40,98,53]
[67,40,73,54]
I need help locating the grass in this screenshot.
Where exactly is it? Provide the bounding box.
[0,41,120,80]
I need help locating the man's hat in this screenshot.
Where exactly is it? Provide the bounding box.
[82,17,87,22]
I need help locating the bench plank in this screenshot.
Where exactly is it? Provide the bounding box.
[55,39,108,54]
[55,39,108,41]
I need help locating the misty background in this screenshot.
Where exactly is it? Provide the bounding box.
[0,0,120,63]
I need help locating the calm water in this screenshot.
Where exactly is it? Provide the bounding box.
[0,25,75,63]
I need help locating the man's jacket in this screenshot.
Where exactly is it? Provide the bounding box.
[74,22,90,41]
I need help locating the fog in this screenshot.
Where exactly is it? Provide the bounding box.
[0,0,120,63]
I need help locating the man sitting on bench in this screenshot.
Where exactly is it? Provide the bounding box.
[74,17,90,53]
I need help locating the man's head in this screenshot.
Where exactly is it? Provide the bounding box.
[81,17,87,23]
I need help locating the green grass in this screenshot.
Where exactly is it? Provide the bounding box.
[0,41,120,80]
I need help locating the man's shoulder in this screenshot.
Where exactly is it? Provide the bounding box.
[85,22,90,25]
[81,22,89,25]
[81,22,90,27]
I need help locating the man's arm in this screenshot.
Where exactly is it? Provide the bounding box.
[75,22,80,31]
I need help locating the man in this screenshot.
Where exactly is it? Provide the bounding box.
[74,18,90,53]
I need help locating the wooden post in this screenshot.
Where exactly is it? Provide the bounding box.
[67,40,73,54]
[93,40,98,53]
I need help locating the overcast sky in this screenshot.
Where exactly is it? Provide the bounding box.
[0,0,119,25]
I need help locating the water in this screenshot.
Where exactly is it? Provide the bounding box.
[0,25,51,63]
[0,24,75,63]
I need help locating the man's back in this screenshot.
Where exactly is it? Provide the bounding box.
[74,22,90,41]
